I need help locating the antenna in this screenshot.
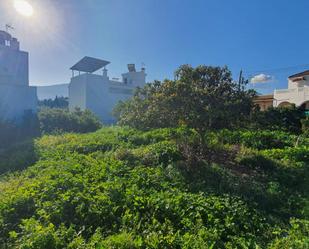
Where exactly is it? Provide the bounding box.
[141,62,146,71]
[5,24,14,33]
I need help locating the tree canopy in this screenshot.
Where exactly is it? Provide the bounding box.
[114,65,256,131]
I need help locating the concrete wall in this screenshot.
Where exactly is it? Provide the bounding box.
[122,70,146,88]
[0,45,28,86]
[68,75,87,111]
[69,73,136,123]
[0,31,37,121]
[36,83,69,100]
[288,76,309,89]
[274,86,309,107]
[0,84,37,121]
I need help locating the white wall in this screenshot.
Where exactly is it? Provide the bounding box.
[68,74,87,111]
[288,76,309,89]
[69,73,137,123]
[36,83,69,100]
[122,70,146,88]
[274,86,309,107]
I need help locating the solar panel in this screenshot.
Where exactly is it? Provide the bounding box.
[70,56,110,73]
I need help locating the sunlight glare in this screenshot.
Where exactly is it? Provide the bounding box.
[14,0,34,17]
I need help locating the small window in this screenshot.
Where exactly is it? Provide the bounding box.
[124,78,128,84]
[5,40,10,46]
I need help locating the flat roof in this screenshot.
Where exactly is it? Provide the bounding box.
[70,56,110,73]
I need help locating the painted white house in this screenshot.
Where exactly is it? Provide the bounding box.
[273,70,309,109]
[69,57,146,123]
[0,30,37,120]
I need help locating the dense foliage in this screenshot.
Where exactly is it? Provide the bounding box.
[38,108,102,134]
[114,65,256,131]
[0,126,308,248]
[0,108,102,174]
[250,106,306,134]
[0,111,40,150]
[0,108,101,149]
[38,96,69,109]
[302,117,309,134]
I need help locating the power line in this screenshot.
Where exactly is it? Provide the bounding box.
[243,63,309,75]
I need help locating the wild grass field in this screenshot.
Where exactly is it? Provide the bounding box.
[0,126,308,248]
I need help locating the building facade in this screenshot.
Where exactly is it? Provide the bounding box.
[254,70,309,111]
[253,94,274,111]
[69,57,146,123]
[274,70,309,109]
[0,30,37,120]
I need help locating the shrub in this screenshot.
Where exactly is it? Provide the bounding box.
[269,219,309,249]
[0,140,38,174]
[0,126,308,248]
[38,108,102,134]
[217,129,298,150]
[0,111,40,150]
[251,107,305,134]
[301,117,309,134]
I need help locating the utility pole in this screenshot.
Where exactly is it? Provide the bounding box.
[238,69,243,91]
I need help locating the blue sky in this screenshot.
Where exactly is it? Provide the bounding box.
[1,0,309,94]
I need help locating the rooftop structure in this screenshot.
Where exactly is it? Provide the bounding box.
[70,56,110,74]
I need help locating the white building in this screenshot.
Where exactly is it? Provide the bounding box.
[274,70,309,109]
[0,30,37,120]
[69,57,146,123]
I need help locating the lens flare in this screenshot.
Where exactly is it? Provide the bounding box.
[14,0,34,17]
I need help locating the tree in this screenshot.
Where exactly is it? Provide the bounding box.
[114,65,255,131]
[38,96,69,109]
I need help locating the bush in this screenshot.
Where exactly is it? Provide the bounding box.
[0,111,40,150]
[216,129,299,150]
[251,107,305,134]
[0,126,308,248]
[38,108,102,134]
[301,117,309,134]
[269,219,309,249]
[0,140,38,174]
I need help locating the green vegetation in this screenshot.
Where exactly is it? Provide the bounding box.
[0,111,40,150]
[0,108,102,174]
[38,96,69,109]
[251,106,306,134]
[0,108,101,146]
[0,65,308,248]
[0,127,308,248]
[38,108,102,134]
[113,65,255,131]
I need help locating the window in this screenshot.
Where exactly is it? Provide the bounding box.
[5,40,10,46]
